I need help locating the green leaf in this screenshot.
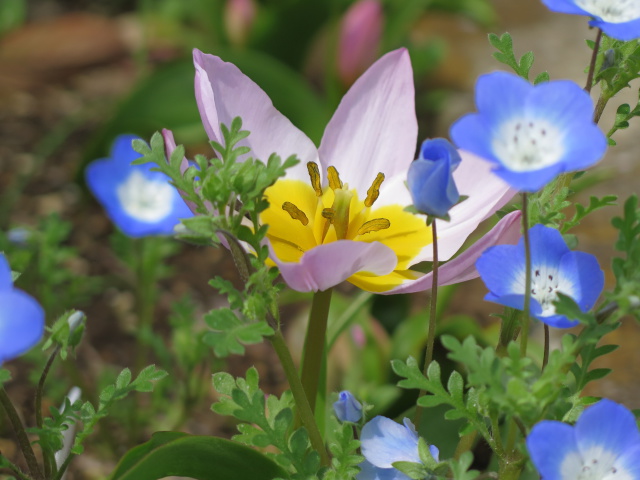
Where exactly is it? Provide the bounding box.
[110,432,287,480]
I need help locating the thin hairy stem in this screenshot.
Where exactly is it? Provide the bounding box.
[543,324,550,370]
[520,193,532,357]
[584,29,602,93]
[0,388,43,480]
[415,218,439,427]
[36,346,60,478]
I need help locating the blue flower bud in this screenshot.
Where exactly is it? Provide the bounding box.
[333,390,363,423]
[407,138,461,218]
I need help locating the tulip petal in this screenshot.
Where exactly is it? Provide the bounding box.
[318,49,417,193]
[382,210,522,295]
[269,240,397,292]
[193,49,318,181]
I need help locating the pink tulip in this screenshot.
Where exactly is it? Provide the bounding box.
[164,48,519,293]
[224,0,256,47]
[338,0,384,86]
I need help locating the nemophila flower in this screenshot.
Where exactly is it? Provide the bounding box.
[527,399,640,479]
[476,224,604,328]
[333,390,363,423]
[407,138,461,218]
[358,416,439,480]
[0,254,45,364]
[86,135,193,238]
[541,0,640,40]
[164,48,521,293]
[450,71,607,192]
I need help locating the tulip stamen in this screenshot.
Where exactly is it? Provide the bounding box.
[357,218,391,236]
[327,166,343,190]
[282,201,309,226]
[307,162,323,197]
[364,172,385,207]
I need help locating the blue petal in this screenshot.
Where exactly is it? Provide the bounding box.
[528,224,571,266]
[0,255,12,291]
[493,162,565,192]
[593,17,640,41]
[0,290,45,364]
[475,72,530,126]
[110,134,144,165]
[419,138,462,170]
[527,420,580,480]
[540,0,591,15]
[450,115,499,165]
[525,80,594,130]
[559,122,607,171]
[407,156,459,217]
[361,416,420,468]
[536,312,580,329]
[615,444,640,478]
[356,461,412,480]
[333,391,363,423]
[484,292,545,318]
[575,399,640,458]
[558,251,604,312]
[476,244,525,296]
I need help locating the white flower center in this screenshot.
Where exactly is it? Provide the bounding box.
[561,447,633,480]
[575,0,640,23]
[530,264,576,317]
[116,170,175,223]
[492,118,564,171]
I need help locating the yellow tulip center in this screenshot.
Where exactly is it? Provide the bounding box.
[260,162,433,292]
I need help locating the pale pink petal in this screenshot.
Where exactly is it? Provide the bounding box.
[270,240,397,292]
[318,48,417,193]
[382,210,522,295]
[429,150,517,261]
[193,49,319,181]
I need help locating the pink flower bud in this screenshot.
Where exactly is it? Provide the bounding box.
[224,0,256,47]
[338,0,383,86]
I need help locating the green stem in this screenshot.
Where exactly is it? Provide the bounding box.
[51,453,74,480]
[593,93,609,124]
[300,289,333,415]
[496,308,520,357]
[36,346,60,478]
[0,455,33,480]
[134,237,158,374]
[584,28,602,93]
[520,193,532,357]
[0,388,43,480]
[414,218,439,427]
[327,291,371,350]
[269,331,330,466]
[543,324,550,371]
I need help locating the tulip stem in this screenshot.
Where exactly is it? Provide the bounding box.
[584,28,602,94]
[0,387,43,480]
[520,193,532,357]
[415,218,439,427]
[300,288,333,417]
[269,330,330,466]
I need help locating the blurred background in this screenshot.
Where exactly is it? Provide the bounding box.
[1,0,639,478]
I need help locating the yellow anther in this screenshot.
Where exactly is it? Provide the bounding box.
[282,202,309,226]
[321,208,335,222]
[307,162,323,197]
[327,166,343,190]
[364,172,385,207]
[357,218,391,236]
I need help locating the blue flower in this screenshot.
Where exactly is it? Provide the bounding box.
[358,416,439,480]
[541,0,640,41]
[85,135,193,238]
[0,255,45,364]
[333,390,363,423]
[407,138,461,218]
[450,72,607,192]
[476,224,604,328]
[527,399,640,479]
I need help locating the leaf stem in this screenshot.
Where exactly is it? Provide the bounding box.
[268,331,330,466]
[0,388,43,480]
[300,288,333,415]
[520,193,532,357]
[584,28,602,93]
[36,346,60,478]
[415,218,439,427]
